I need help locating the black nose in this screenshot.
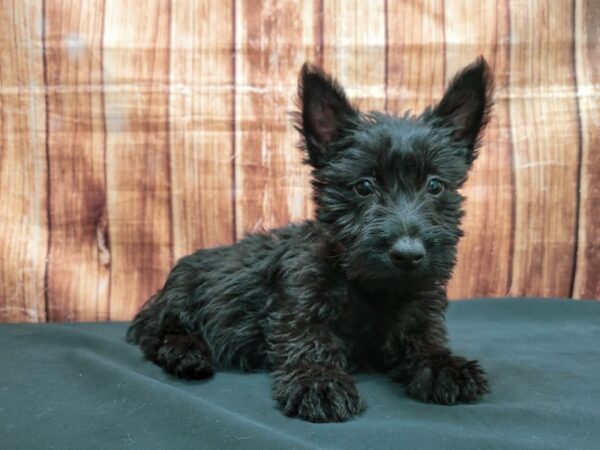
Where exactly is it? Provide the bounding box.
[389,237,426,269]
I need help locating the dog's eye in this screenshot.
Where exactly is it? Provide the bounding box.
[354,179,375,196]
[426,178,444,196]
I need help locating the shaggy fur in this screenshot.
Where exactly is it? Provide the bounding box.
[127,57,493,423]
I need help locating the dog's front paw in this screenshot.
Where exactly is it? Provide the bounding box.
[405,355,488,405]
[272,364,367,423]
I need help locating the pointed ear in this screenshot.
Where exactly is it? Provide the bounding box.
[432,56,494,164]
[296,63,358,167]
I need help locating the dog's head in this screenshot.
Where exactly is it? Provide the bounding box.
[296,58,493,289]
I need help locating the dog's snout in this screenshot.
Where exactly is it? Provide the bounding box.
[389,237,426,269]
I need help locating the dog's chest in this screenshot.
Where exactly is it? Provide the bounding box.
[333,289,401,370]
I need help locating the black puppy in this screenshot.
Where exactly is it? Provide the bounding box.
[127,57,492,423]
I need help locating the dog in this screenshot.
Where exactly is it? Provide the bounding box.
[127,57,492,423]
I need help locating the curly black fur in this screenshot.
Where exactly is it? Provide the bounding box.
[127,57,493,423]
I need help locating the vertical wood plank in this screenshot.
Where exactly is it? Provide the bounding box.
[0,0,48,322]
[508,0,580,297]
[444,2,513,298]
[170,0,234,259]
[104,0,172,320]
[386,0,446,115]
[573,0,600,299]
[44,0,110,321]
[321,0,386,111]
[235,0,318,237]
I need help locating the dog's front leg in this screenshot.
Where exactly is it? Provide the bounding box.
[385,301,488,405]
[269,320,366,422]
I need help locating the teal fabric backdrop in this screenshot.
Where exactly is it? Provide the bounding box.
[1,299,599,449]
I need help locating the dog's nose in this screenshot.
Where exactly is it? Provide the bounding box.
[389,237,426,269]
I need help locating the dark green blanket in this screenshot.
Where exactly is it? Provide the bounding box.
[1,299,599,449]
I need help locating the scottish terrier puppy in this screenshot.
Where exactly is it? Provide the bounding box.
[127,57,492,423]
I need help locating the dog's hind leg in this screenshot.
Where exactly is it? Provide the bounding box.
[154,333,214,379]
[127,293,214,379]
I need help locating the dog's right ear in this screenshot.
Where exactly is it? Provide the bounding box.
[296,63,358,167]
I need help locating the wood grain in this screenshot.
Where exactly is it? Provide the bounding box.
[234,0,317,238]
[321,0,386,111]
[386,0,446,115]
[44,0,110,321]
[103,0,172,320]
[170,0,235,259]
[445,1,513,298]
[0,0,47,322]
[508,0,580,297]
[573,0,600,299]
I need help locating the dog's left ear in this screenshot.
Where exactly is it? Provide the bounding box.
[297,63,359,167]
[431,56,494,164]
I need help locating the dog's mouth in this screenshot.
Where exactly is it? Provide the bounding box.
[344,249,429,285]
[390,263,430,285]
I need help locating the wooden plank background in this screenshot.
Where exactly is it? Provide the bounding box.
[0,0,598,323]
